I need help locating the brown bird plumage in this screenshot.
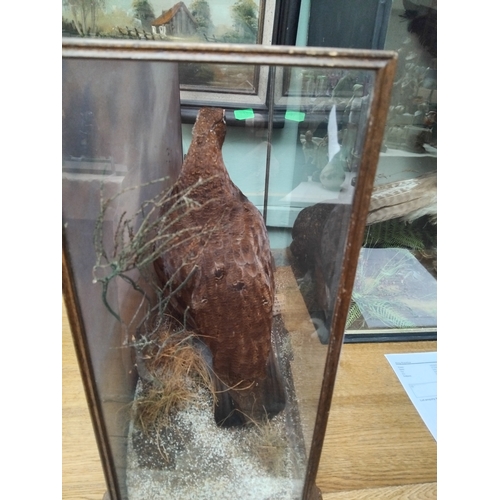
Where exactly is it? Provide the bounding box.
[154,107,285,426]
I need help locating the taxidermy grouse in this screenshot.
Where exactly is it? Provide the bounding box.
[154,107,286,427]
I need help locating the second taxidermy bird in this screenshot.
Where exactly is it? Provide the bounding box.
[154,107,286,426]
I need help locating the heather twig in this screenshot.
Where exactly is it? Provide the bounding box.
[92,175,219,336]
[92,175,229,433]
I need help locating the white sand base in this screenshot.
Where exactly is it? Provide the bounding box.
[126,383,305,500]
[126,317,307,500]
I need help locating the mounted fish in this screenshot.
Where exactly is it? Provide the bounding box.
[153,107,286,427]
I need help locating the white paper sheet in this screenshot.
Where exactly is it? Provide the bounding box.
[385,351,437,440]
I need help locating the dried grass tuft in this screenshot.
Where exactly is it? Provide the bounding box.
[241,413,288,476]
[132,322,214,434]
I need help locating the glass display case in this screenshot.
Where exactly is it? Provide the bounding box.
[62,40,396,499]
[299,0,437,341]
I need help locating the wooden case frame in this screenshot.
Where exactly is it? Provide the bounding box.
[62,39,397,500]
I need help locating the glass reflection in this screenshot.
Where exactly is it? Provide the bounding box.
[63,58,375,499]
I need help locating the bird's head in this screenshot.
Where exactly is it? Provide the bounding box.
[193,107,226,149]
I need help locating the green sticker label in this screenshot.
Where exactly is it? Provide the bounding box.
[285,110,305,122]
[234,109,255,120]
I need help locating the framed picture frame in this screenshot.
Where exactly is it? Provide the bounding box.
[177,0,278,108]
[62,38,397,500]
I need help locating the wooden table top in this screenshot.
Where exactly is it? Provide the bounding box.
[63,295,436,499]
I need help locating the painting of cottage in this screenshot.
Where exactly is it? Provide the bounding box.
[151,2,198,37]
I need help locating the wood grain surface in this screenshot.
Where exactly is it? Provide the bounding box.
[315,340,437,494]
[63,269,436,499]
[321,482,437,499]
[63,304,107,500]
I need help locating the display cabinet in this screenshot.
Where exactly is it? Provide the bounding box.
[62,39,396,499]
[347,2,437,341]
[296,0,437,341]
